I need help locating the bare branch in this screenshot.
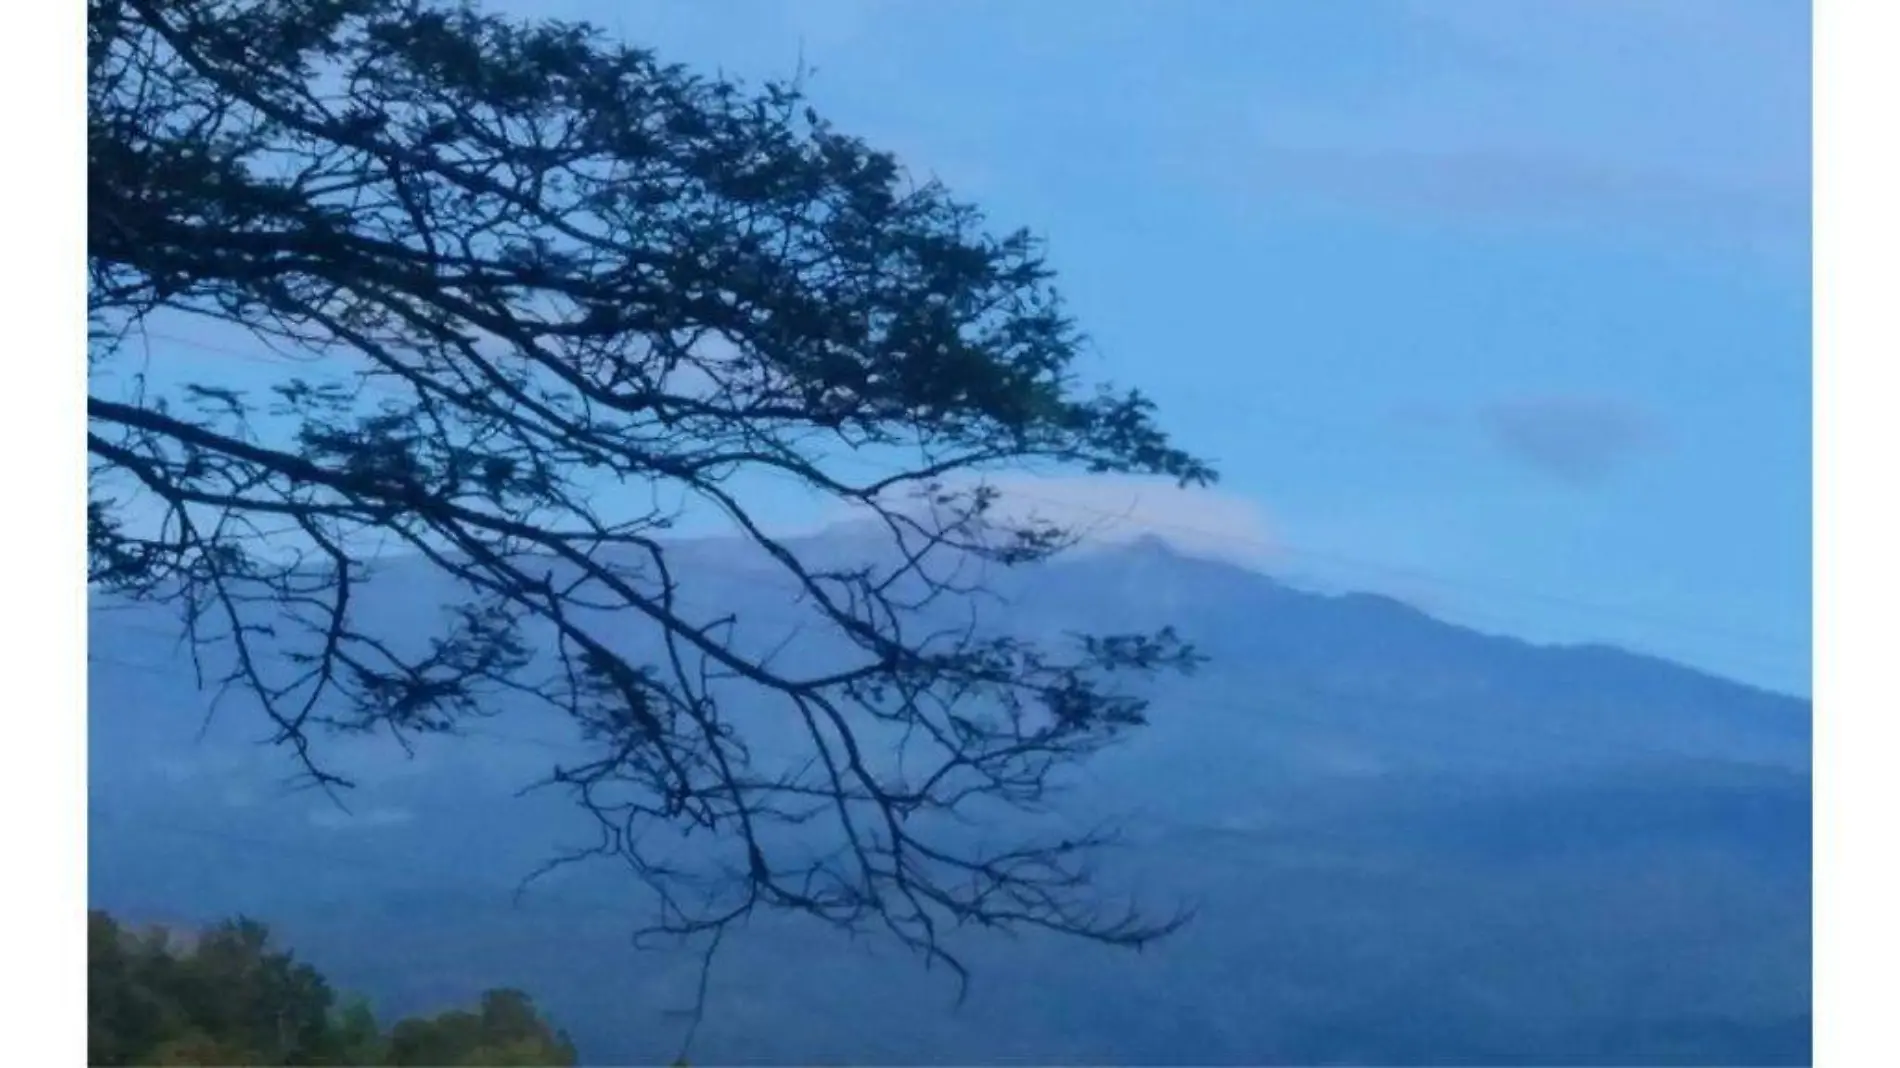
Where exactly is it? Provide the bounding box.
[88,0,1215,989]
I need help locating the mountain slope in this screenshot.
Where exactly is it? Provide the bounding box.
[87,534,1811,1065]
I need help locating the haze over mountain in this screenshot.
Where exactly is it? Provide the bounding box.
[88,529,1811,1065]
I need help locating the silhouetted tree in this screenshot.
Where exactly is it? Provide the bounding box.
[88,0,1212,989]
[385,989,579,1066]
[87,911,576,1066]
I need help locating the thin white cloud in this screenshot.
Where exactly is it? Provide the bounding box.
[1236,146,1803,239]
[1203,0,1807,256]
[819,472,1277,568]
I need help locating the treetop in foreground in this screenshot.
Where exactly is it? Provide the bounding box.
[88,0,1216,988]
[89,910,578,1066]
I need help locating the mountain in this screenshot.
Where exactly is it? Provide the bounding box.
[87,533,1811,1065]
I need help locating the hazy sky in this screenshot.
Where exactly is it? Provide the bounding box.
[523,0,1812,694]
[129,1,1812,693]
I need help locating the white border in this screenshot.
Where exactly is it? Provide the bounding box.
[1813,1,1897,1064]
[1,0,86,1062]
[17,1,1880,1064]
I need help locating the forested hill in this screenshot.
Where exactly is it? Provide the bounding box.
[88,910,579,1066]
[90,537,1810,1065]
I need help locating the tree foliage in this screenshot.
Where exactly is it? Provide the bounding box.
[88,911,578,1066]
[87,0,1214,985]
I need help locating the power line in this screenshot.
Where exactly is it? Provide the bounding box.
[86,522,1802,686]
[89,329,1808,658]
[88,597,1809,780]
[931,480,1808,655]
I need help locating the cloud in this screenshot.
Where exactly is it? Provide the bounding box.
[990,474,1277,564]
[818,472,1278,568]
[1238,147,1804,244]
[1191,0,1807,258]
[1477,395,1662,486]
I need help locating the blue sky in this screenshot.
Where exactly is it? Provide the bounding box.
[127,0,1811,694]
[538,0,1812,694]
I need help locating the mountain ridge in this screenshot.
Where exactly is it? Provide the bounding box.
[87,528,1811,1065]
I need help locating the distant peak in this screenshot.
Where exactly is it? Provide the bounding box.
[1126,532,1180,557]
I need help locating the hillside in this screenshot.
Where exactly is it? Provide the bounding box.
[88,534,1811,1065]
